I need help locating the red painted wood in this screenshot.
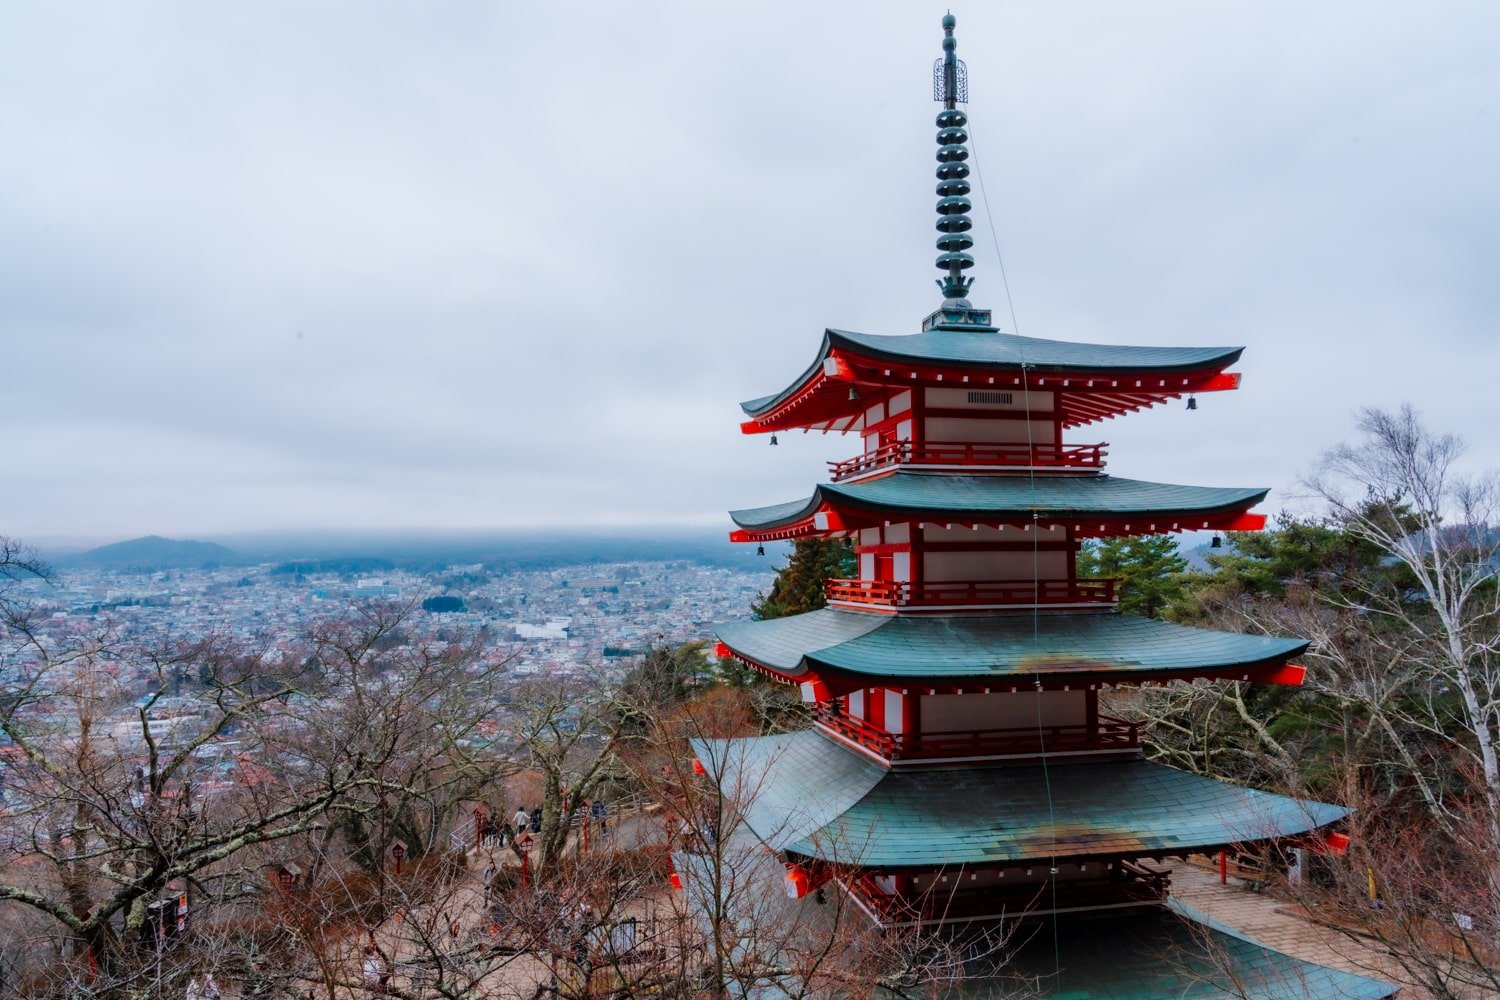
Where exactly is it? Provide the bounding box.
[813,706,1141,760]
[825,577,1119,609]
[829,441,1107,480]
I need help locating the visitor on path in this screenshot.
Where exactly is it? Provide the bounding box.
[590,799,608,835]
[187,973,221,1000]
[362,943,390,997]
[513,807,529,836]
[481,862,498,900]
[530,805,542,833]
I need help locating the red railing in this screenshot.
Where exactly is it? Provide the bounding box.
[851,861,1170,924]
[825,577,1118,609]
[829,441,1106,481]
[813,706,1140,760]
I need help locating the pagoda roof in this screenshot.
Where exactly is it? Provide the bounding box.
[695,730,1346,869]
[671,851,1395,999]
[998,900,1397,999]
[728,472,1267,539]
[713,608,1307,686]
[740,329,1244,432]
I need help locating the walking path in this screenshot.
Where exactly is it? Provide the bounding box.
[1171,860,1424,997]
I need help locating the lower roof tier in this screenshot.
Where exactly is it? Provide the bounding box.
[999,900,1396,999]
[728,471,1267,541]
[694,729,1346,869]
[714,608,1308,687]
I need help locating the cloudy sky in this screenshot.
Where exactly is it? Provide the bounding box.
[3,2,1497,546]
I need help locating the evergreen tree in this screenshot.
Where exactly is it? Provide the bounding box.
[1077,534,1187,619]
[749,538,856,620]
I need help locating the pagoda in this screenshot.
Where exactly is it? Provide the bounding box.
[698,15,1396,998]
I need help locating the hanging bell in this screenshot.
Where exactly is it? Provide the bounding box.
[848,386,860,402]
[1186,395,1198,411]
[756,544,765,557]
[769,434,778,446]
[1210,534,1222,549]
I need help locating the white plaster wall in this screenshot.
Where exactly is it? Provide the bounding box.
[885,690,904,734]
[924,388,1054,410]
[923,550,1068,581]
[921,690,1086,731]
[923,416,1055,445]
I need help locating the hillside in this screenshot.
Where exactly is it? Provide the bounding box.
[64,535,239,571]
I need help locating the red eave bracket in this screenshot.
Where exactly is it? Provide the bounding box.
[728,505,845,544]
[1248,663,1307,686]
[1221,512,1267,532]
[1193,371,1242,393]
[1309,831,1351,855]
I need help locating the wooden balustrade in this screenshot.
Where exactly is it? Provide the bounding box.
[813,706,1140,761]
[828,441,1106,480]
[825,577,1118,609]
[851,862,1170,924]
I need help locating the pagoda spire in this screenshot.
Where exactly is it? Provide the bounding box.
[923,13,995,333]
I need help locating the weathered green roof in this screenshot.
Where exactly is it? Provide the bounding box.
[714,608,1307,682]
[742,329,1243,417]
[695,730,1346,868]
[729,472,1267,530]
[673,843,1394,999]
[984,901,1397,999]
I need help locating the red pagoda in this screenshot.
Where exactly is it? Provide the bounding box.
[697,15,1396,998]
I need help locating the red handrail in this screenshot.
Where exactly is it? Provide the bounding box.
[825,577,1118,609]
[813,707,1140,760]
[829,441,1107,480]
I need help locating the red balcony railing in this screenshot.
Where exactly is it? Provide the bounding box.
[850,861,1169,924]
[825,577,1118,609]
[812,705,1140,761]
[828,441,1106,481]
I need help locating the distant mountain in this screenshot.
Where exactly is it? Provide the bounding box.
[64,535,238,571]
[210,528,771,572]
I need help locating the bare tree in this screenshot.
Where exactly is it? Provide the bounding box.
[1307,404,1500,842]
[0,586,515,998]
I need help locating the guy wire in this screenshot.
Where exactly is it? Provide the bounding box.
[971,117,1062,978]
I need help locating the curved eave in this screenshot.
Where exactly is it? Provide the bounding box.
[713,609,1309,687]
[728,474,1269,542]
[739,331,1244,433]
[697,731,1346,870]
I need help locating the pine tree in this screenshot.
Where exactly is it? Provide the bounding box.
[749,538,856,620]
[1077,534,1187,619]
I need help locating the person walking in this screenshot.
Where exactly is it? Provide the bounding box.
[590,799,608,836]
[529,806,541,833]
[513,806,529,837]
[361,943,390,998]
[187,973,221,1000]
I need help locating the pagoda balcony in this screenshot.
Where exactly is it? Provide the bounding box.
[848,860,1170,926]
[825,577,1119,610]
[828,441,1106,481]
[813,706,1141,761]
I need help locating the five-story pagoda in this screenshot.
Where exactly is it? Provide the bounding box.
[699,15,1396,998]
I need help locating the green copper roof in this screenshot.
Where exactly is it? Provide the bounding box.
[986,901,1397,999]
[695,730,1346,868]
[729,472,1267,530]
[714,608,1307,682]
[741,329,1244,417]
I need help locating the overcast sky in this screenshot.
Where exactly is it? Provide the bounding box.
[3,2,1497,546]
